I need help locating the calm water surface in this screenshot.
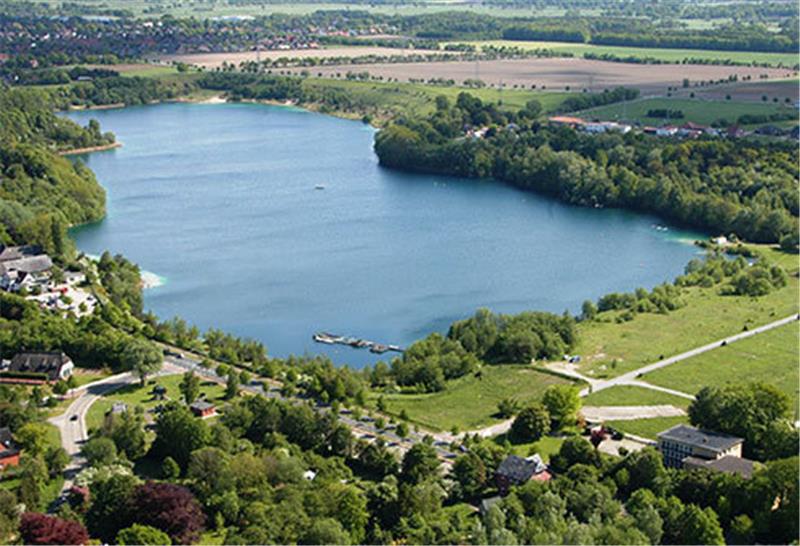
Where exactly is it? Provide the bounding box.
[67,103,702,367]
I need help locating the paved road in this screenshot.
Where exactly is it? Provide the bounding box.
[582,404,686,422]
[578,313,800,397]
[49,366,183,496]
[48,372,137,492]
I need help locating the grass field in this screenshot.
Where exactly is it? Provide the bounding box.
[642,321,799,406]
[300,77,573,120]
[490,433,566,461]
[464,40,799,68]
[578,97,797,127]
[606,415,688,440]
[377,366,575,431]
[70,368,113,387]
[583,385,691,409]
[85,372,225,431]
[573,265,799,380]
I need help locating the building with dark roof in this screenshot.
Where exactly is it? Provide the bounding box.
[0,245,43,263]
[683,454,757,479]
[190,400,216,418]
[0,427,20,469]
[657,424,743,469]
[2,352,74,384]
[495,454,550,494]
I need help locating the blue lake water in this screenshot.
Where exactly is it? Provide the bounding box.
[67,102,703,367]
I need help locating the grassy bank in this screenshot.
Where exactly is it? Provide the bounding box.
[583,385,692,409]
[376,365,575,432]
[642,321,799,407]
[298,77,573,122]
[606,415,688,440]
[577,97,797,127]
[573,259,798,380]
[462,40,799,68]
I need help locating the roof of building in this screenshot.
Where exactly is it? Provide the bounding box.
[0,427,19,458]
[496,454,547,483]
[549,116,585,125]
[658,424,743,452]
[109,402,128,414]
[190,400,215,411]
[8,352,72,381]
[0,245,43,263]
[683,455,756,479]
[0,255,53,275]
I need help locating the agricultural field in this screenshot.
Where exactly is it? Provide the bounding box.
[299,58,792,95]
[462,40,800,69]
[376,365,575,432]
[642,321,799,407]
[675,77,800,103]
[85,373,225,432]
[583,385,691,409]
[572,269,799,380]
[606,415,688,440]
[578,97,797,127]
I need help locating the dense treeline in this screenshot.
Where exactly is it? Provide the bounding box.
[372,309,575,394]
[501,18,797,55]
[374,92,799,244]
[0,87,111,253]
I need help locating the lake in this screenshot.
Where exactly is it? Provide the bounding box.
[67,102,702,367]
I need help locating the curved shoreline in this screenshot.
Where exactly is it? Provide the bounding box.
[59,142,122,156]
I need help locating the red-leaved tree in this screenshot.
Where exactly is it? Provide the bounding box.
[129,482,205,544]
[19,513,89,545]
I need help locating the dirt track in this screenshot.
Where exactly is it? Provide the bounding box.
[291,57,796,95]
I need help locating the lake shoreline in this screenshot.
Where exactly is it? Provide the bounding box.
[66,102,705,365]
[59,142,122,156]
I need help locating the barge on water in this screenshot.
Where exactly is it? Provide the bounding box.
[312,332,404,354]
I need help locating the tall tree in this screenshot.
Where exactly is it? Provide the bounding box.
[129,482,205,545]
[116,524,172,545]
[511,403,551,442]
[542,385,581,430]
[19,513,89,545]
[401,443,440,485]
[179,371,201,405]
[124,339,162,386]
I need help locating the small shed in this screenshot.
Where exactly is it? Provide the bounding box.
[190,400,216,418]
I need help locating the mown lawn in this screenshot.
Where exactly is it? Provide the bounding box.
[70,368,113,387]
[490,433,566,462]
[643,321,799,407]
[583,385,691,409]
[573,275,798,380]
[606,415,688,440]
[461,40,799,68]
[85,373,225,432]
[377,366,575,432]
[578,97,796,127]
